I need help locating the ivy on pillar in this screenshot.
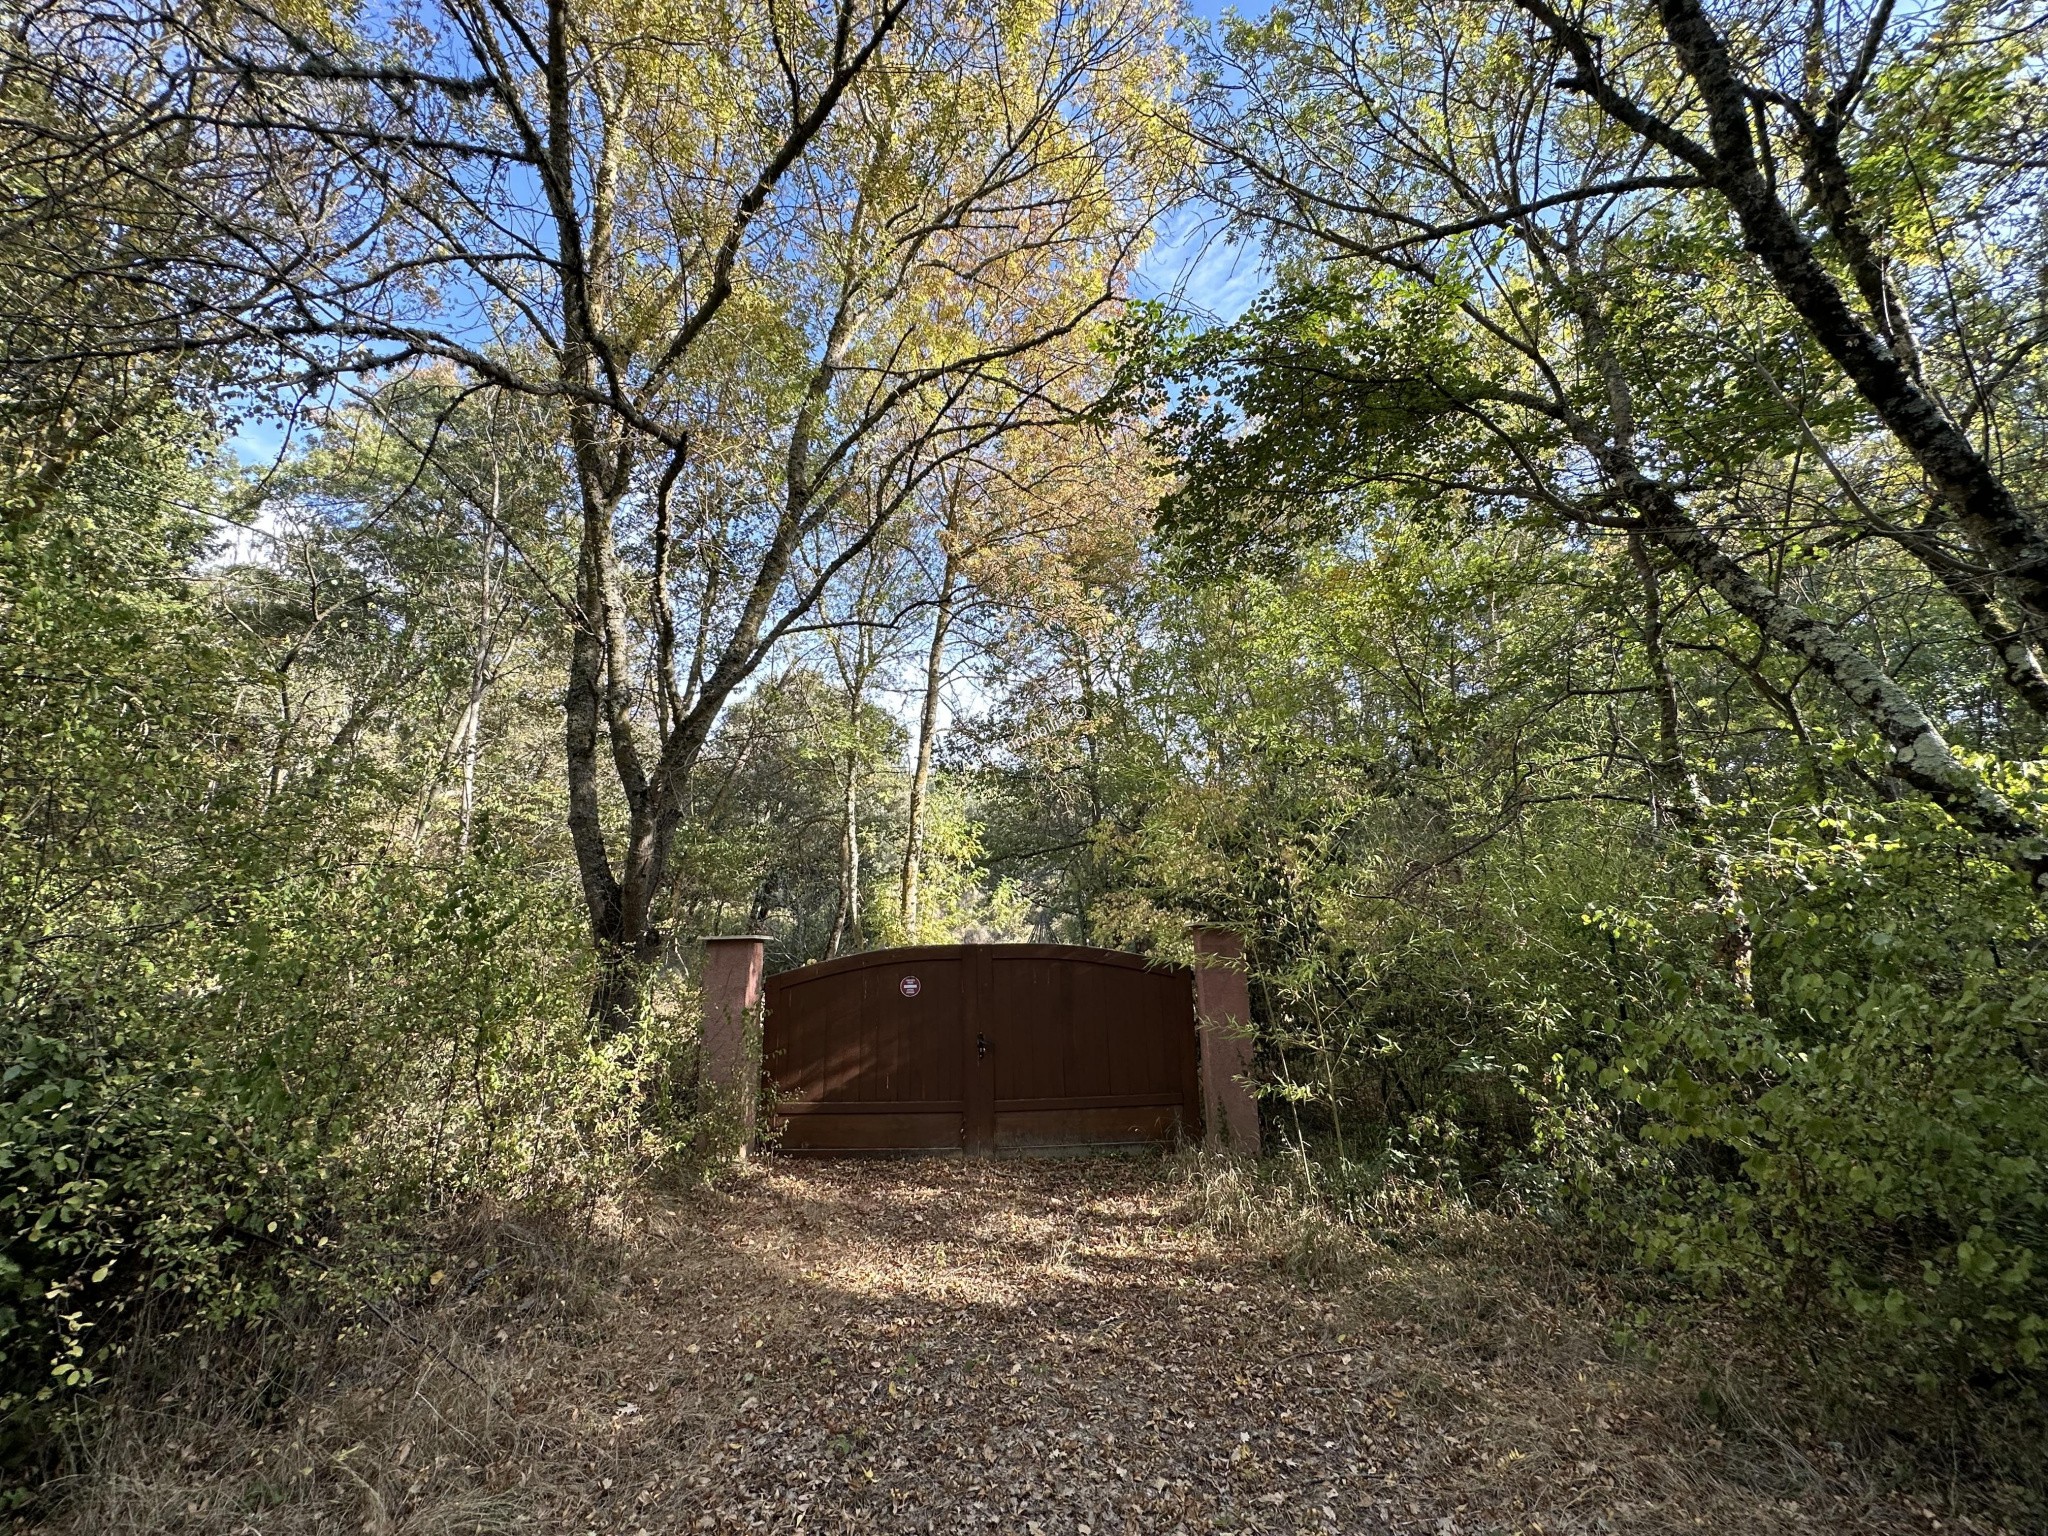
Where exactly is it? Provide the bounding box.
[700,936,768,1146]
[1193,927,1259,1153]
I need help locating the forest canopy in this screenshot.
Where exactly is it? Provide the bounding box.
[4,0,2046,1484]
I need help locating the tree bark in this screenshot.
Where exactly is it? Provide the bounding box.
[1569,295,2048,884]
[1890,516,2048,720]
[1627,534,1754,1000]
[1793,115,1923,384]
[826,588,883,958]
[1642,0,2048,631]
[827,729,861,959]
[457,524,503,859]
[1616,472,2048,888]
[1520,0,2048,631]
[899,549,957,942]
[1746,349,2048,718]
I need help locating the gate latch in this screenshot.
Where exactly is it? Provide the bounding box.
[977,1032,989,1060]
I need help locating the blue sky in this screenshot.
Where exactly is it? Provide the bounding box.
[1133,206,1266,323]
[1131,0,1269,323]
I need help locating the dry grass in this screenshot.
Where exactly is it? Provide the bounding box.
[1168,1153,2045,1534]
[20,1156,2042,1535]
[21,1213,627,1535]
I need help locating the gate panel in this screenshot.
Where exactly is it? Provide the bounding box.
[988,950,1196,1152]
[763,944,1196,1154]
[764,950,964,1153]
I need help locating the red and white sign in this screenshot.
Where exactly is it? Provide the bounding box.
[898,974,922,998]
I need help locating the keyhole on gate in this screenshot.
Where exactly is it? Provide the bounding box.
[977,1032,990,1060]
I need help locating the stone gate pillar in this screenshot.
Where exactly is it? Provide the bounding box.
[1193,927,1259,1153]
[701,936,767,1144]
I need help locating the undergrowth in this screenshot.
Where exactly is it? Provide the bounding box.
[22,1205,628,1535]
[1167,1148,2048,1532]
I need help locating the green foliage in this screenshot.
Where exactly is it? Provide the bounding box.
[1113,279,1484,577]
[1091,533,1646,1164]
[666,667,911,964]
[1591,807,2048,1379]
[0,419,699,1454]
[0,850,690,1448]
[1,979,283,1400]
[1081,0,2048,1402]
[868,775,1032,947]
[1071,514,2048,1386]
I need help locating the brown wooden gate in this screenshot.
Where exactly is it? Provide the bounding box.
[763,944,1198,1154]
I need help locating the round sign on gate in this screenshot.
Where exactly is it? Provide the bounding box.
[899,974,922,998]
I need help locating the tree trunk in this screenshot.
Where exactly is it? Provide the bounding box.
[1793,116,1923,384]
[899,551,956,941]
[1747,352,2048,718]
[1641,0,2048,633]
[457,515,504,859]
[1892,516,2048,720]
[1571,295,2047,886]
[1627,533,1754,1001]
[1617,472,2048,889]
[827,734,861,958]
[564,536,632,1028]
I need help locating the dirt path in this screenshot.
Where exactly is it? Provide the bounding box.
[590,1158,1355,1534]
[511,1159,1940,1536]
[50,1157,1985,1535]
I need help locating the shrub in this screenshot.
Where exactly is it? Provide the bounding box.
[1594,807,2048,1381]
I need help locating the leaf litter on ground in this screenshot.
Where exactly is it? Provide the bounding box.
[28,1156,2030,1535]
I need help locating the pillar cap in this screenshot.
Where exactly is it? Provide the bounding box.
[701,934,773,944]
